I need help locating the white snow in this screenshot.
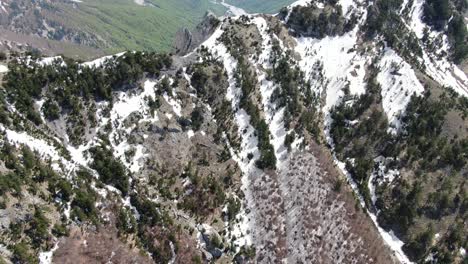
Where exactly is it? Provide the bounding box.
[421,51,468,96]
[36,99,46,122]
[289,0,311,8]
[0,64,8,73]
[201,24,255,250]
[295,27,368,114]
[2,128,64,170]
[111,80,157,123]
[368,170,378,205]
[129,145,145,173]
[63,201,72,219]
[163,92,182,117]
[369,156,400,205]
[187,130,195,139]
[200,11,416,260]
[409,0,426,38]
[168,241,176,264]
[219,0,248,16]
[94,79,159,173]
[1,127,86,176]
[38,242,59,264]
[134,0,144,6]
[0,0,8,13]
[399,0,410,14]
[250,17,289,165]
[371,221,413,264]
[377,48,425,133]
[67,143,91,167]
[19,56,65,68]
[38,56,65,67]
[81,52,126,68]
[405,0,468,96]
[291,5,414,260]
[295,25,370,152]
[333,156,412,263]
[339,0,357,16]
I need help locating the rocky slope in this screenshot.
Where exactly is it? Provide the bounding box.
[0,0,466,263]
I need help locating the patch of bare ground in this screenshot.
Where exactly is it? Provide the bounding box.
[417,70,468,139]
[309,141,398,263]
[53,224,152,264]
[246,140,398,263]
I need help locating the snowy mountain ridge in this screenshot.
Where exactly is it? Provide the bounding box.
[0,0,466,262]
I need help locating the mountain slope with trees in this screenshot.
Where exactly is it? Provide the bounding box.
[0,0,466,263]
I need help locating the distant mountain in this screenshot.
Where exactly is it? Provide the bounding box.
[0,0,227,56]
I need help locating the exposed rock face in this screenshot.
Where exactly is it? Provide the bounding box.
[173,12,220,55]
[174,28,194,55]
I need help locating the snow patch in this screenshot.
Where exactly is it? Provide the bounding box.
[129,145,146,173]
[295,27,368,114]
[219,0,248,16]
[0,64,8,73]
[2,128,66,171]
[163,92,182,117]
[111,80,158,123]
[0,0,8,13]
[36,99,46,122]
[187,130,195,139]
[421,51,468,96]
[369,157,400,205]
[339,0,357,16]
[38,56,65,67]
[290,0,311,7]
[250,17,289,165]
[406,0,468,96]
[81,52,126,68]
[63,201,72,220]
[102,79,158,173]
[409,0,426,38]
[377,48,425,133]
[201,24,254,249]
[67,143,91,167]
[39,242,59,264]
